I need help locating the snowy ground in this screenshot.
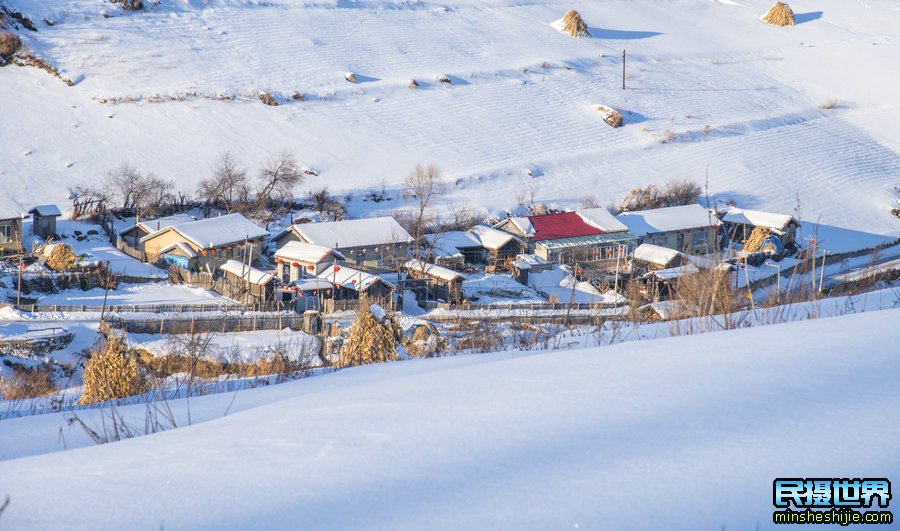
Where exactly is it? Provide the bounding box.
[0,308,897,529]
[130,327,321,363]
[1,0,898,252]
[35,281,234,307]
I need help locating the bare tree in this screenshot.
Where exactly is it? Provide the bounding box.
[306,187,346,221]
[198,152,251,215]
[402,164,447,263]
[257,151,303,210]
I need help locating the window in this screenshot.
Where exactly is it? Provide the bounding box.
[692,231,707,244]
[0,225,10,243]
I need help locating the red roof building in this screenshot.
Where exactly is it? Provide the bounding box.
[529,212,604,241]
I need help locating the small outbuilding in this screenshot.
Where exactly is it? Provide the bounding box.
[220,259,278,305]
[720,207,800,251]
[403,259,465,304]
[28,205,62,240]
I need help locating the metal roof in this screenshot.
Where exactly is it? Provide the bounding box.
[536,231,637,251]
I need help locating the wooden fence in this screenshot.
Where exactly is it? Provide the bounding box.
[106,313,307,334]
[424,300,625,312]
[15,302,245,314]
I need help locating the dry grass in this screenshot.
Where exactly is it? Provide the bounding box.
[560,10,590,38]
[344,72,357,84]
[258,92,278,106]
[0,365,57,400]
[0,31,22,58]
[79,332,147,404]
[407,79,419,88]
[762,2,795,26]
[818,99,839,109]
[741,226,772,253]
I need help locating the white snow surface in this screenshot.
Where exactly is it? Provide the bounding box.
[404,259,463,282]
[292,217,413,248]
[220,259,276,285]
[0,309,898,529]
[151,213,269,249]
[577,207,629,232]
[273,241,344,264]
[467,224,516,250]
[3,0,898,253]
[617,204,716,237]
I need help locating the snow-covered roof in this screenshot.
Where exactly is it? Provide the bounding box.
[632,243,683,267]
[425,231,481,257]
[292,217,412,249]
[316,265,394,291]
[158,242,197,258]
[722,208,798,230]
[617,204,716,237]
[577,208,629,233]
[290,278,334,291]
[124,214,196,236]
[142,213,268,249]
[220,259,276,285]
[496,216,534,237]
[29,204,62,217]
[468,225,517,250]
[511,253,549,270]
[644,263,700,280]
[274,241,345,264]
[404,259,463,282]
[0,193,26,220]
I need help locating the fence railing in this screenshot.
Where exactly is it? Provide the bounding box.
[424,300,625,312]
[14,303,245,314]
[105,313,307,334]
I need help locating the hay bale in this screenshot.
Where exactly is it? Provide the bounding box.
[46,244,76,272]
[556,10,590,38]
[742,226,771,253]
[762,2,794,26]
[407,79,419,89]
[258,92,278,106]
[345,72,357,84]
[596,104,623,127]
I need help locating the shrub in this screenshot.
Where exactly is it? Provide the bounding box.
[79,331,146,404]
[259,92,278,106]
[0,365,56,400]
[0,31,21,59]
[621,179,702,211]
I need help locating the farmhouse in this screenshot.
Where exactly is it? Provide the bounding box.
[497,210,636,265]
[720,207,800,249]
[140,213,268,272]
[424,231,483,267]
[468,225,524,265]
[403,259,465,303]
[119,214,197,250]
[274,241,346,282]
[0,193,26,254]
[316,264,395,303]
[616,204,717,255]
[220,259,278,305]
[273,217,412,271]
[28,205,61,240]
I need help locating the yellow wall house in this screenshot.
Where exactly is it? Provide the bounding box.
[140,213,269,272]
[0,193,26,255]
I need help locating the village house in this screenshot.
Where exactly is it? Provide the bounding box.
[139,213,268,272]
[496,209,636,265]
[272,216,412,271]
[316,263,395,306]
[467,225,524,266]
[0,193,25,254]
[616,204,717,255]
[28,205,61,240]
[425,231,483,267]
[118,213,197,250]
[274,241,346,282]
[220,259,278,306]
[720,207,800,250]
[403,259,465,304]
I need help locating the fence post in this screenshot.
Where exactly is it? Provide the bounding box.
[159,317,164,335]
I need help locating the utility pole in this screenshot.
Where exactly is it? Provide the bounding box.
[819,250,827,292]
[614,244,621,293]
[622,49,626,90]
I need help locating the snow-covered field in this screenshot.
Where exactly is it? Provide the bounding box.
[1,0,898,252]
[0,308,897,529]
[36,281,233,306]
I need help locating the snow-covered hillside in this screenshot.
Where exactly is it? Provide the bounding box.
[2,0,899,250]
[0,308,897,529]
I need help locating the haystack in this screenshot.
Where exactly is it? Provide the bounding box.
[741,226,771,253]
[46,243,76,272]
[344,72,357,83]
[596,104,623,127]
[761,2,794,26]
[555,10,591,38]
[258,92,278,106]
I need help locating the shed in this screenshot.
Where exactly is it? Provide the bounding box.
[220,259,277,305]
[403,259,465,303]
[28,205,62,240]
[632,243,684,271]
[721,207,800,247]
[0,193,26,254]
